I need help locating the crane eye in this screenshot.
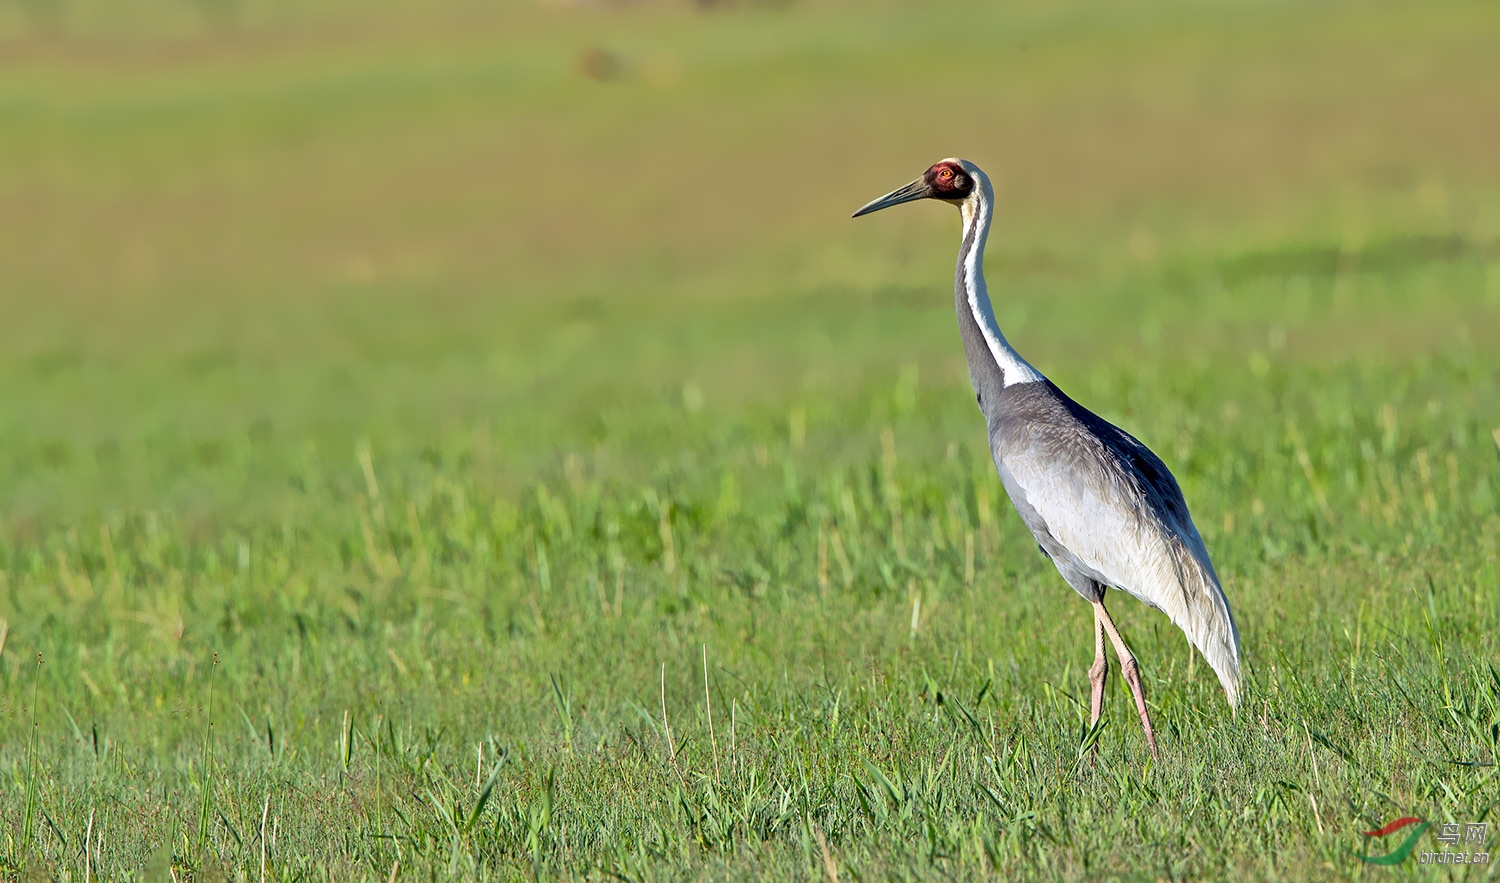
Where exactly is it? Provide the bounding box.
[938,168,953,180]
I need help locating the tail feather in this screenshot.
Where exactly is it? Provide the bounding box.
[1167,534,1241,707]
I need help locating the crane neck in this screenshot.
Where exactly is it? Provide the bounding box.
[956,184,1043,388]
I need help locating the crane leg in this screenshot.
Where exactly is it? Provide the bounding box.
[1087,603,1108,737]
[1092,599,1160,760]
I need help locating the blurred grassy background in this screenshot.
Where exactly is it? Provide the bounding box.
[3,0,1500,879]
[4,0,1498,516]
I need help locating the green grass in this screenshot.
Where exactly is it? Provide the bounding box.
[3,0,1500,879]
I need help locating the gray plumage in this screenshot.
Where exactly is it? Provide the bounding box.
[855,158,1241,745]
[955,210,1241,707]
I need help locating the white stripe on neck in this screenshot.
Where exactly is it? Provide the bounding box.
[961,193,1043,387]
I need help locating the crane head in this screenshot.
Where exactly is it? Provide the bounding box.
[851,159,978,218]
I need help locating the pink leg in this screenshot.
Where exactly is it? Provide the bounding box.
[1093,600,1161,760]
[1088,607,1108,735]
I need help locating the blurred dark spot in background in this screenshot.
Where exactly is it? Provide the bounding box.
[578,46,622,82]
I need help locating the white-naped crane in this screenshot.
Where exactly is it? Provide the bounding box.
[853,159,1240,758]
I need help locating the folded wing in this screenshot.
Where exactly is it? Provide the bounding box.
[996,413,1242,707]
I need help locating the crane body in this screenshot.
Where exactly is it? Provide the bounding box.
[854,159,1241,757]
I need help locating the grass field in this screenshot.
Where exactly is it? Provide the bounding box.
[3,0,1500,878]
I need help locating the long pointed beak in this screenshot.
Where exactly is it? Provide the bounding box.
[851,178,931,218]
